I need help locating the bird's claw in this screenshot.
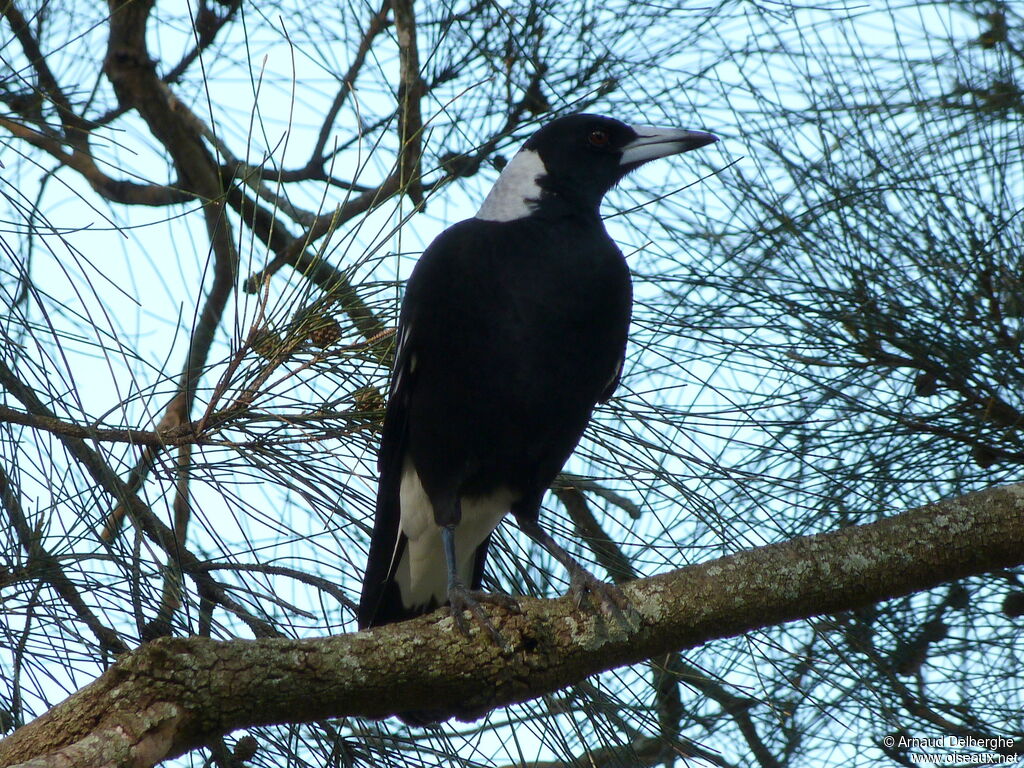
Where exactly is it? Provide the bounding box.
[447,584,519,650]
[568,567,630,628]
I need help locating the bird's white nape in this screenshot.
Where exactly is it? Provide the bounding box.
[475,148,546,222]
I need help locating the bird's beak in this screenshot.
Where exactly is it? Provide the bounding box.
[620,125,718,167]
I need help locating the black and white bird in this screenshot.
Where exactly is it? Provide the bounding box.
[358,114,717,636]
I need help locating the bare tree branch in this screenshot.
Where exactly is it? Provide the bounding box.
[392,0,426,206]
[0,358,279,639]
[308,0,391,168]
[0,466,130,655]
[1,1,85,136]
[0,119,191,205]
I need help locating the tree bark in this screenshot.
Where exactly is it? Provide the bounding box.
[2,483,1022,768]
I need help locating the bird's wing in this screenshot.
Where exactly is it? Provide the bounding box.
[356,318,415,628]
[598,354,625,403]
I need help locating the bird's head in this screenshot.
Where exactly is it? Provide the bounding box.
[476,113,717,222]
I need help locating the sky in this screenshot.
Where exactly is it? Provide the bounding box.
[1,1,1020,765]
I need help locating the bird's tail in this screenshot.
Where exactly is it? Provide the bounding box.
[358,534,436,628]
[359,463,505,628]
[358,526,493,628]
[357,481,423,628]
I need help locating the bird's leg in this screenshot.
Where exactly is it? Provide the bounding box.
[441,524,517,647]
[516,517,629,623]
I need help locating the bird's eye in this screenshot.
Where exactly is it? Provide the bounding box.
[588,129,611,147]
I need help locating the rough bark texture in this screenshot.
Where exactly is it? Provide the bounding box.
[1,483,1022,768]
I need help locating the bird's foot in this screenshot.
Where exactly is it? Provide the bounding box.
[447,583,520,650]
[567,565,630,628]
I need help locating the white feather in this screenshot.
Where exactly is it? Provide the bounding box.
[475,148,546,222]
[391,323,412,394]
[394,461,516,610]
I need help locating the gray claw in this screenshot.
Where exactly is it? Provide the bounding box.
[447,584,518,651]
[568,567,630,628]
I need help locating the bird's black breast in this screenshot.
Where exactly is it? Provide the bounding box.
[396,214,631,503]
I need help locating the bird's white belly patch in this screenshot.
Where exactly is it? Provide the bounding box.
[395,461,515,609]
[475,148,546,222]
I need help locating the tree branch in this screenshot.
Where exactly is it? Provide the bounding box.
[392,0,426,206]
[0,404,171,447]
[2,483,1021,767]
[229,181,389,345]
[307,0,390,167]
[0,359,279,639]
[1,1,85,136]
[0,465,130,656]
[0,118,192,207]
[554,486,781,768]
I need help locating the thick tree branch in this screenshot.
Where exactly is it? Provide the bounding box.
[97,0,243,566]
[1,483,1021,768]
[103,0,239,419]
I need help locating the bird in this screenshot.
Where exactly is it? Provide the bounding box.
[358,113,717,640]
